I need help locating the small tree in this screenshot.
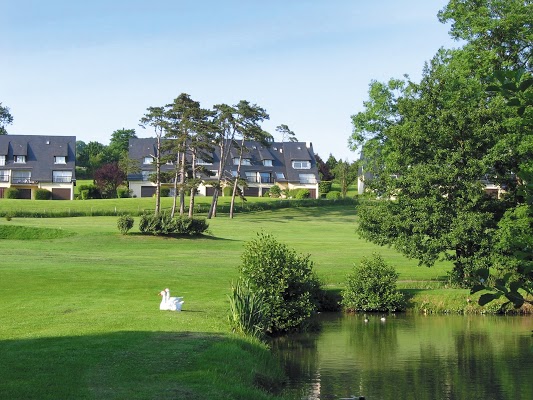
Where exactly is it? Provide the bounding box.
[94,162,126,198]
[342,253,405,312]
[117,215,134,235]
[269,185,281,198]
[239,232,321,334]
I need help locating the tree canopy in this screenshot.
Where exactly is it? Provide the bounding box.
[0,102,13,135]
[350,0,532,306]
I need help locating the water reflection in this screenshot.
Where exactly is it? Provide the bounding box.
[271,313,533,400]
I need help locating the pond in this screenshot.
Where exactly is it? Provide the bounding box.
[271,313,533,400]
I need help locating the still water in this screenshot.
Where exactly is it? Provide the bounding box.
[271,313,533,400]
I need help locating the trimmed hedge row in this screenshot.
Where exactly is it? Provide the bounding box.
[0,197,359,218]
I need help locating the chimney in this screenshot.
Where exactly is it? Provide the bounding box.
[306,141,311,148]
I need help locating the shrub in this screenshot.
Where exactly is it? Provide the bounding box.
[228,279,266,339]
[160,187,170,197]
[138,212,209,236]
[5,188,20,199]
[342,253,405,312]
[117,215,134,235]
[269,185,281,198]
[318,180,332,194]
[262,190,270,197]
[326,191,342,200]
[239,232,321,334]
[78,184,101,200]
[223,186,233,196]
[295,189,310,199]
[35,189,52,200]
[116,187,131,198]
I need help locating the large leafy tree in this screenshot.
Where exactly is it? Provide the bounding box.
[350,0,532,299]
[108,128,137,161]
[0,102,13,135]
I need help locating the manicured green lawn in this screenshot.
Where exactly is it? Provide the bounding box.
[0,204,459,399]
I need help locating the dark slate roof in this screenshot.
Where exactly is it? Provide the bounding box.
[127,137,319,184]
[0,135,76,182]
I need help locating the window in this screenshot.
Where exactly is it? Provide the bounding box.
[196,159,212,165]
[260,172,272,183]
[263,159,273,167]
[12,170,31,183]
[53,170,72,183]
[141,171,152,181]
[0,156,5,166]
[54,156,66,164]
[275,172,285,180]
[231,170,238,177]
[143,157,154,164]
[233,157,251,165]
[245,172,257,182]
[209,170,219,177]
[299,174,316,184]
[165,160,173,165]
[14,155,26,164]
[292,160,310,169]
[0,170,9,182]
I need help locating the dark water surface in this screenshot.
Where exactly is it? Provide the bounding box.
[271,313,533,400]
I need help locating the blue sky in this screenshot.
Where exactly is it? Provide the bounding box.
[2,0,459,161]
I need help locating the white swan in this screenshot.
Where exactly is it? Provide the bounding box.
[164,288,184,311]
[159,290,169,310]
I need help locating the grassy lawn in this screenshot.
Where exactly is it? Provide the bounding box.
[0,203,479,399]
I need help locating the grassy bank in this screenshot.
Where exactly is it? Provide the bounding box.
[0,204,518,398]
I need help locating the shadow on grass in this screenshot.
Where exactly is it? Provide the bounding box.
[127,232,238,241]
[0,331,284,400]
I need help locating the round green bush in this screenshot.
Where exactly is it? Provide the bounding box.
[35,189,52,200]
[5,188,20,199]
[160,187,170,197]
[239,232,321,334]
[326,191,342,200]
[295,189,310,199]
[342,253,405,312]
[223,186,233,196]
[117,215,134,235]
[269,185,281,198]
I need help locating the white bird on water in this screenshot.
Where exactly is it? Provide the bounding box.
[380,316,386,322]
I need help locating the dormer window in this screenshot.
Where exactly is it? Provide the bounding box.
[196,159,212,165]
[54,156,66,164]
[143,156,154,164]
[263,159,273,167]
[233,158,251,165]
[292,160,310,169]
[14,155,26,164]
[0,155,5,166]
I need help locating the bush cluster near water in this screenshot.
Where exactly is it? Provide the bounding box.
[237,232,322,335]
[342,253,405,312]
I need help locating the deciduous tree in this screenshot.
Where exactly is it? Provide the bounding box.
[0,102,13,135]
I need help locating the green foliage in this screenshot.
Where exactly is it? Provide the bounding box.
[35,189,52,200]
[4,188,20,199]
[78,184,101,200]
[223,186,233,196]
[268,185,281,198]
[228,279,266,339]
[138,212,209,236]
[318,180,332,194]
[0,102,13,135]
[116,187,131,198]
[239,232,321,334]
[160,187,170,197]
[342,253,405,312]
[294,189,310,199]
[117,215,134,235]
[326,191,342,200]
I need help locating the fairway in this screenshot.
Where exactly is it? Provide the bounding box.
[0,205,452,399]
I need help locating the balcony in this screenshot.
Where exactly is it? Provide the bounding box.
[12,178,38,185]
[245,176,275,184]
[53,177,73,183]
[0,175,9,182]
[299,178,317,184]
